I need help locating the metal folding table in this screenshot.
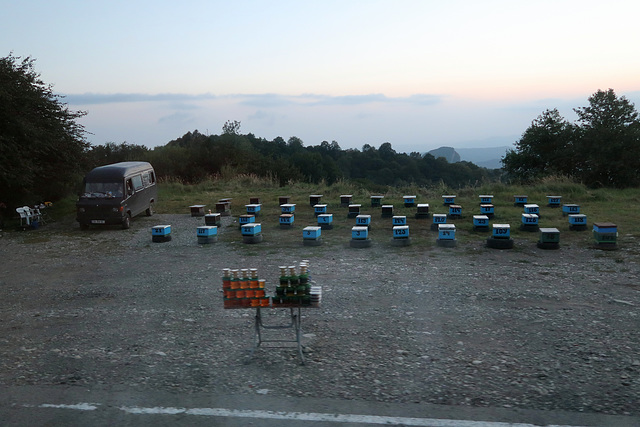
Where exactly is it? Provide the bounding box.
[246,306,311,365]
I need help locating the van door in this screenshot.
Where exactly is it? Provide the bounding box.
[126,178,134,197]
[130,174,145,216]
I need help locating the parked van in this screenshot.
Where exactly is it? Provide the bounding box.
[76,162,157,229]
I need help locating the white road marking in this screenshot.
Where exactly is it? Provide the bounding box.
[30,403,100,411]
[25,402,585,426]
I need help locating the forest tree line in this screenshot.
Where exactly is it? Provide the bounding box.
[86,128,500,190]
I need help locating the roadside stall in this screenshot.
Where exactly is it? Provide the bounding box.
[223,262,321,364]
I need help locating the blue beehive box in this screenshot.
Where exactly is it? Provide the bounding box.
[281,203,296,214]
[479,195,493,204]
[438,224,456,240]
[442,195,456,205]
[448,205,462,217]
[152,225,171,242]
[318,214,333,229]
[514,195,528,205]
[392,215,407,226]
[279,214,294,225]
[239,214,255,226]
[356,214,371,226]
[241,223,261,236]
[522,213,539,226]
[303,226,321,239]
[569,214,587,227]
[314,204,328,216]
[393,225,410,239]
[433,214,447,225]
[352,226,369,240]
[431,214,447,231]
[562,204,580,216]
[197,225,217,237]
[403,195,416,207]
[593,222,617,245]
[473,215,489,228]
[246,204,262,215]
[524,204,540,215]
[197,225,218,243]
[152,225,171,236]
[480,204,495,216]
[493,224,510,238]
[593,222,617,233]
[547,196,562,207]
[318,213,333,224]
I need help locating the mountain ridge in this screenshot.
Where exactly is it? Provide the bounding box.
[427,146,511,169]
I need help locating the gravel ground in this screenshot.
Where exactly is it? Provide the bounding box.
[1,212,639,417]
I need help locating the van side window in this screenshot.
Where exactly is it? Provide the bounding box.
[132,175,143,191]
[141,171,156,186]
[126,179,133,196]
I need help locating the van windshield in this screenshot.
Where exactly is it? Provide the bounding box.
[82,182,124,198]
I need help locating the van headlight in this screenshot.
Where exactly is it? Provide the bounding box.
[112,207,120,212]
[78,208,85,213]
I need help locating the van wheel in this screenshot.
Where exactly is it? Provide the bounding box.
[122,215,131,229]
[146,203,154,216]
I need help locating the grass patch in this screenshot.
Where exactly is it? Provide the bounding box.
[152,176,640,250]
[6,175,639,253]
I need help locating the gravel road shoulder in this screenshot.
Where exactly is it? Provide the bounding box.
[1,213,639,416]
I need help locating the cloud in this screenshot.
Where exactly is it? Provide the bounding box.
[301,93,444,106]
[168,102,202,110]
[158,112,196,126]
[403,94,443,106]
[64,91,445,108]
[64,92,217,105]
[236,94,294,108]
[354,112,374,120]
[247,109,286,127]
[305,93,389,106]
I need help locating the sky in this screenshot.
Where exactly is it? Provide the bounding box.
[3,0,640,154]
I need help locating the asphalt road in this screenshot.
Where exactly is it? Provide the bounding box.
[3,385,640,426]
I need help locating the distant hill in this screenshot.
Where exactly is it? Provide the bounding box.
[427,146,510,169]
[427,147,460,163]
[457,146,510,169]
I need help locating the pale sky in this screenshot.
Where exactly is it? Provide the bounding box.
[3,0,640,153]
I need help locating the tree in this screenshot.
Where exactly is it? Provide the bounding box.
[502,89,640,187]
[287,136,304,151]
[87,142,150,168]
[502,109,575,182]
[573,89,640,187]
[378,142,396,160]
[222,120,241,135]
[0,54,88,204]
